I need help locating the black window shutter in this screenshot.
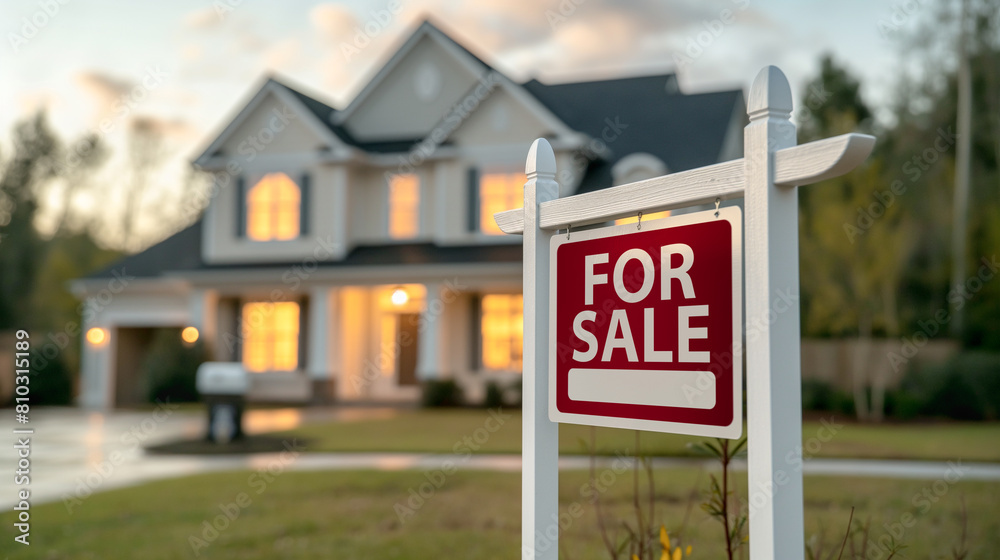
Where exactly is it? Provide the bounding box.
[467,167,479,232]
[298,296,309,371]
[469,294,481,372]
[299,172,310,237]
[236,176,247,237]
[234,297,243,362]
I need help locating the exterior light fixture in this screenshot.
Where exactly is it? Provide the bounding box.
[181,326,200,344]
[391,288,409,306]
[86,327,107,346]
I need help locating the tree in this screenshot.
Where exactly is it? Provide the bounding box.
[0,112,60,329]
[121,117,166,252]
[797,56,916,422]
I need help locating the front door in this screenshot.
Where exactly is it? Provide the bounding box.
[396,313,419,385]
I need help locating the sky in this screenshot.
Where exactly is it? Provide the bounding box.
[0,0,948,246]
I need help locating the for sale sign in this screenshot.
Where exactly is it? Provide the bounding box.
[548,207,742,438]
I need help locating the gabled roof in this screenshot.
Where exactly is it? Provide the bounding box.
[522,75,745,193]
[87,21,746,284]
[192,77,359,165]
[333,18,494,125]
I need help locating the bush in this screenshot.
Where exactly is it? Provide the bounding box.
[29,352,74,406]
[801,379,854,416]
[143,329,209,404]
[483,381,504,408]
[802,379,835,411]
[421,379,463,408]
[894,352,1000,420]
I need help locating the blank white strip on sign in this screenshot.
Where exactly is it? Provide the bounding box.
[567,369,716,409]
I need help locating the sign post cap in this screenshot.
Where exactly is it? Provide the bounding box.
[526,137,557,179]
[748,65,793,119]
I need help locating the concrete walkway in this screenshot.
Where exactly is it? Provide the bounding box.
[2,408,998,510]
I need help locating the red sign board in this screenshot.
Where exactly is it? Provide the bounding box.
[548,207,742,438]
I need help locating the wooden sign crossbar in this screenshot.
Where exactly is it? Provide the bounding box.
[497,66,875,560]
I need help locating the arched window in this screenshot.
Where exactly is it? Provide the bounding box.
[247,173,300,241]
[612,154,670,225]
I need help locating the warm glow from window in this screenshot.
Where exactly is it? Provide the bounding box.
[181,327,200,344]
[480,172,525,235]
[388,174,419,239]
[241,302,299,372]
[380,315,397,374]
[247,173,300,241]
[481,294,523,371]
[86,327,107,346]
[616,210,670,225]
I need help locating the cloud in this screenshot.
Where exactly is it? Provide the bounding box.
[75,71,134,119]
[183,7,220,29]
[130,115,200,143]
[263,38,303,70]
[310,4,358,41]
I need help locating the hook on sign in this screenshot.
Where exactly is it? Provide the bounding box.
[566,223,572,240]
[636,211,643,231]
[714,198,721,218]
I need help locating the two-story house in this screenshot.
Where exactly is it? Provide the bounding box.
[70,20,746,408]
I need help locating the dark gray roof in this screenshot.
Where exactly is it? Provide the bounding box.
[275,81,431,154]
[87,20,744,282]
[522,75,744,193]
[84,222,521,280]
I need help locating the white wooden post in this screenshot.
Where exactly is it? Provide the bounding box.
[417,282,445,381]
[744,66,804,558]
[522,138,560,560]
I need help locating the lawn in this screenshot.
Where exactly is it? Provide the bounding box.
[275,409,1000,462]
[3,467,996,559]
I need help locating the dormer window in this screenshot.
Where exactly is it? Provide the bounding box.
[388,173,420,239]
[247,173,301,241]
[479,171,525,235]
[612,154,669,225]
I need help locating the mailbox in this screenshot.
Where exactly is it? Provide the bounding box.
[196,362,249,444]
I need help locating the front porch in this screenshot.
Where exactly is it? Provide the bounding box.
[78,277,525,408]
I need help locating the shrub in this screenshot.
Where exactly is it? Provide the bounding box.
[895,352,1000,420]
[421,379,463,407]
[143,329,209,404]
[483,381,504,408]
[801,379,854,416]
[29,352,74,406]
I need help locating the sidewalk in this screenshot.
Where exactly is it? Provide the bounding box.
[2,407,998,510]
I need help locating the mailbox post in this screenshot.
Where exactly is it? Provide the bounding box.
[196,362,249,444]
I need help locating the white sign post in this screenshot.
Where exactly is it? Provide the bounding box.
[496,66,875,560]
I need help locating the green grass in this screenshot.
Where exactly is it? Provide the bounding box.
[3,467,997,559]
[276,409,1000,462]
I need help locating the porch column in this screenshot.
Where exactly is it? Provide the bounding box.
[416,282,446,381]
[79,299,113,409]
[308,286,337,401]
[188,289,218,358]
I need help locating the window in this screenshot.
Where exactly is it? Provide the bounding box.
[479,172,525,235]
[481,294,523,371]
[247,173,300,240]
[616,210,670,226]
[241,302,300,372]
[388,174,419,239]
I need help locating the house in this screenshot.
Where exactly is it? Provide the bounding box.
[70,20,746,408]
